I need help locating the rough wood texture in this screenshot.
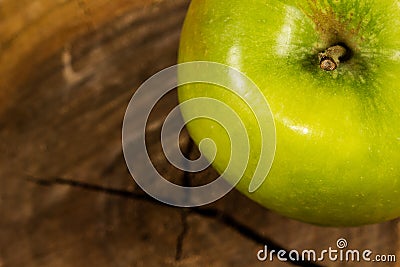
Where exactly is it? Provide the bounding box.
[0,1,399,266]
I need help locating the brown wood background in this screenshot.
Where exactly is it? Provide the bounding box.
[0,0,399,266]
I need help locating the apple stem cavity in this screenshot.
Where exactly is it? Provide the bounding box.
[318,45,347,71]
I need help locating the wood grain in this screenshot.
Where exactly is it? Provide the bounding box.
[0,0,399,266]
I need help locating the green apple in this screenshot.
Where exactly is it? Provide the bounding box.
[178,0,400,226]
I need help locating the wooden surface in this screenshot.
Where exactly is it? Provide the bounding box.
[0,1,399,266]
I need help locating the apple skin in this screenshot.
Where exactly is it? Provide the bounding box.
[178,0,400,226]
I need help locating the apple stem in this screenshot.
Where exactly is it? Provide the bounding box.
[318,45,347,71]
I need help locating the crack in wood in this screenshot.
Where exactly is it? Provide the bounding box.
[175,209,189,261]
[175,139,195,261]
[26,175,324,267]
[191,208,325,267]
[25,175,159,205]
